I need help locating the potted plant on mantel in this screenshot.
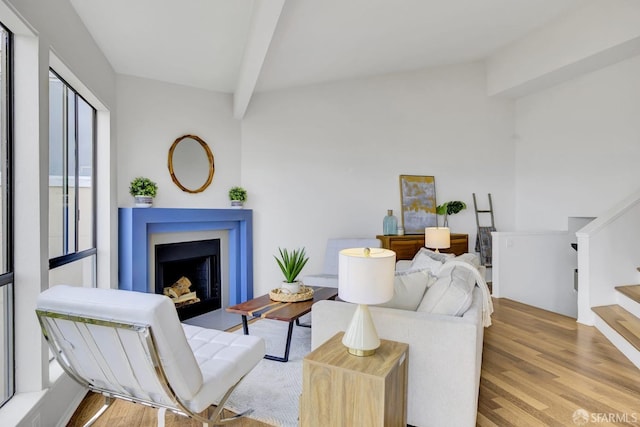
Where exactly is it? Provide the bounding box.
[228,186,247,208]
[130,176,158,208]
[436,200,467,227]
[274,247,309,294]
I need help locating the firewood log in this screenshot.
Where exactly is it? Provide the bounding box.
[163,287,179,299]
[175,297,200,308]
[172,276,192,296]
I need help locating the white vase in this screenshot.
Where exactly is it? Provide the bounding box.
[231,200,244,209]
[280,281,301,294]
[134,195,153,208]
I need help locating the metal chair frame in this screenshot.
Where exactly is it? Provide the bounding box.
[36,309,250,427]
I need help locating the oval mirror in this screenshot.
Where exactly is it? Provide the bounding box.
[168,134,215,193]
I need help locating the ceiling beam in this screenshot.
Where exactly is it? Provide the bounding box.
[233,0,286,119]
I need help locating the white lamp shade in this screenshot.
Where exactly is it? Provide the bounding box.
[338,248,396,305]
[425,227,450,249]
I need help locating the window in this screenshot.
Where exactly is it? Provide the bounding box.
[48,70,96,285]
[0,22,13,407]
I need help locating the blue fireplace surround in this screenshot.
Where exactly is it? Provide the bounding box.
[118,208,253,305]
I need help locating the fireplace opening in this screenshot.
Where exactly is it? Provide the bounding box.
[155,239,221,320]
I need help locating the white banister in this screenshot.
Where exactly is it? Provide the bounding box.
[576,188,640,325]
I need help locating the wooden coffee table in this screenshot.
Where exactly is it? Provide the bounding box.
[226,286,338,362]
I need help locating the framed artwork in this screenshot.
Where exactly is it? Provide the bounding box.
[399,175,437,234]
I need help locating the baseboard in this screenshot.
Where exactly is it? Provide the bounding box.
[56,388,87,427]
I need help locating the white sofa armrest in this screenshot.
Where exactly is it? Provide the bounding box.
[311,288,484,427]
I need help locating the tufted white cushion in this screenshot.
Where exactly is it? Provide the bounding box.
[417,263,476,316]
[181,324,264,412]
[376,268,434,311]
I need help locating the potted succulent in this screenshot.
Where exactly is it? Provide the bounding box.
[436,200,467,227]
[129,177,158,208]
[274,247,309,294]
[228,186,247,208]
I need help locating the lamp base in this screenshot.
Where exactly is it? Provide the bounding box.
[342,304,380,357]
[347,347,376,357]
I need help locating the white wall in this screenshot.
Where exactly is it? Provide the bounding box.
[0,0,117,425]
[242,62,516,295]
[117,75,241,208]
[493,231,577,318]
[513,53,640,231]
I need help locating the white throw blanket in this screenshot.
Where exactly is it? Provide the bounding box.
[442,259,494,327]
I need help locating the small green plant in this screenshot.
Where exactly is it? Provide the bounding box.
[228,186,247,202]
[274,247,309,283]
[129,177,158,197]
[436,200,466,227]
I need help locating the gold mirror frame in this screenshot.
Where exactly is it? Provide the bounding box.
[168,134,215,194]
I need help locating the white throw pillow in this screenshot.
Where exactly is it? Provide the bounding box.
[409,248,451,273]
[376,269,434,311]
[417,264,475,316]
[453,252,481,268]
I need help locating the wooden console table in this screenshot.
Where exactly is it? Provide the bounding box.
[376,233,469,260]
[300,332,408,427]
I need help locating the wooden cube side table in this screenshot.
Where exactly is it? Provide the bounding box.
[300,332,408,427]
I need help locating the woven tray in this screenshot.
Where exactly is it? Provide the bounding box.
[269,285,314,302]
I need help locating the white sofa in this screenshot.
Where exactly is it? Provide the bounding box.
[311,250,490,427]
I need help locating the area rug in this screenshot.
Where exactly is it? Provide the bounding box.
[225,317,311,427]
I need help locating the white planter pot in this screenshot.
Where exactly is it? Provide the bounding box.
[230,200,244,209]
[134,195,153,208]
[280,281,301,294]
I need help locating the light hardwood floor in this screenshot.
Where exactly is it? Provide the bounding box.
[479,298,640,426]
[68,298,640,426]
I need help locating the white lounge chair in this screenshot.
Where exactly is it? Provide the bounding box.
[36,285,265,426]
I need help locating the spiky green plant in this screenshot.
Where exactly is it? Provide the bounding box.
[274,247,309,283]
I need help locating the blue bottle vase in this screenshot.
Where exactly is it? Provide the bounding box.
[383,210,398,235]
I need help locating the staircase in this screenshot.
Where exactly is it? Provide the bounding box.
[592,284,640,369]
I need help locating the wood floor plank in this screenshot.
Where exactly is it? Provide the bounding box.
[499,369,591,423]
[481,371,548,411]
[67,297,640,427]
[475,411,501,427]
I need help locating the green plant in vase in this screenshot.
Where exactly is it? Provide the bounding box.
[274,247,309,294]
[129,177,158,207]
[229,186,247,208]
[436,200,467,227]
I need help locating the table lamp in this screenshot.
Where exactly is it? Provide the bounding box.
[425,227,450,252]
[338,247,396,356]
